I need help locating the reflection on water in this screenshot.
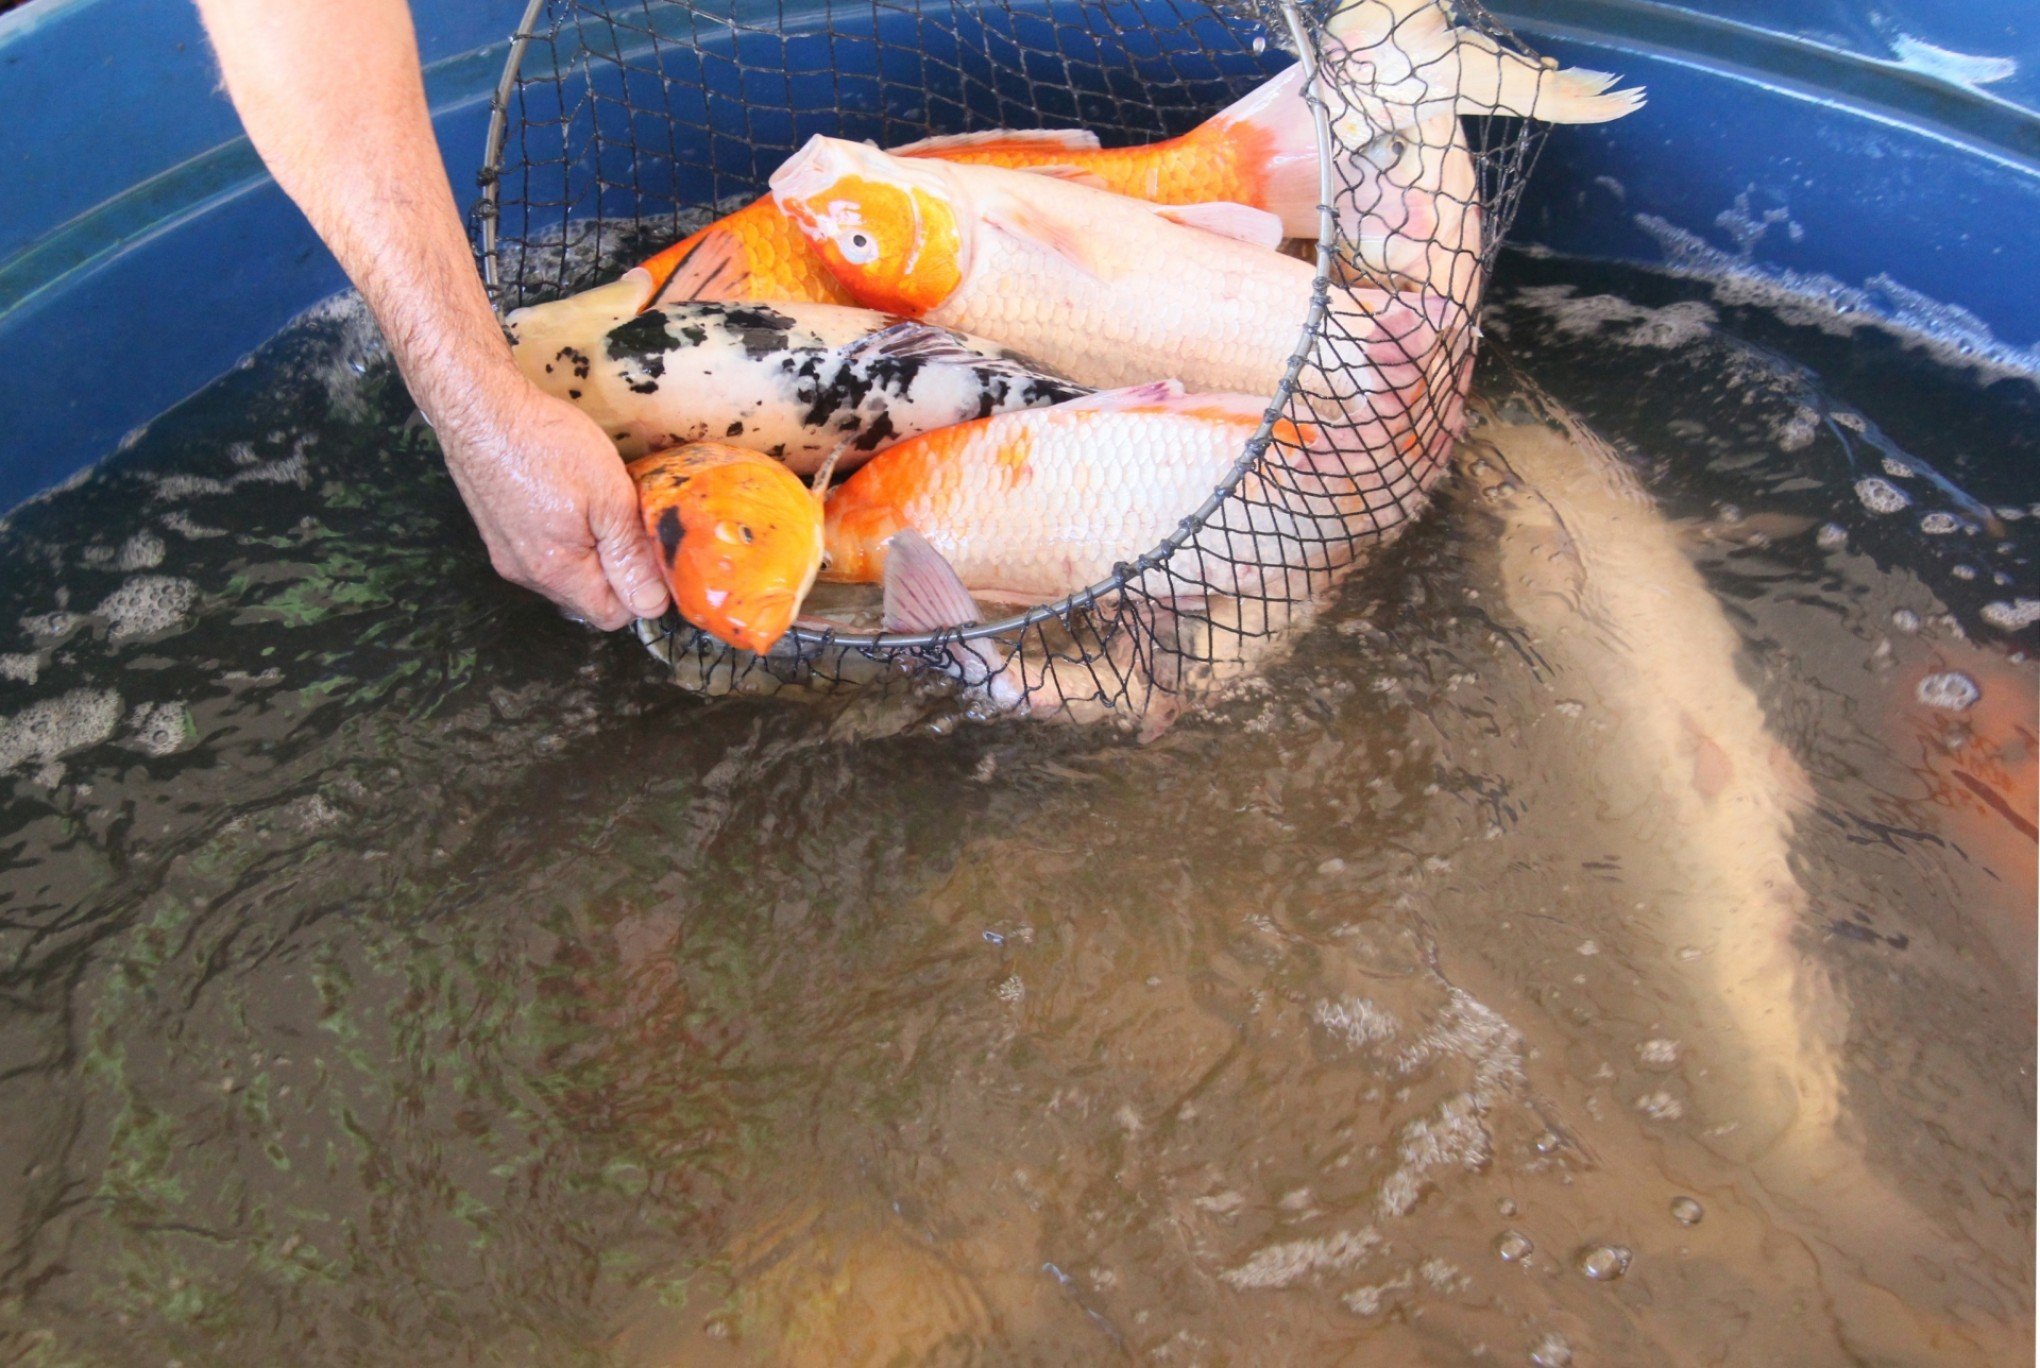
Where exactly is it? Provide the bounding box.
[0,263,2032,1365]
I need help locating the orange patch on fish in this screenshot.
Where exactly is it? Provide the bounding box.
[776,173,965,316]
[627,443,824,653]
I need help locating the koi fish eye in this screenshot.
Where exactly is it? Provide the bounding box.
[839,229,880,265]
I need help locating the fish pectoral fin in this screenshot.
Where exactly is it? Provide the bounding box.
[646,226,751,307]
[1151,200,1286,250]
[882,530,984,633]
[983,200,1109,281]
[843,321,1081,389]
[891,126,1103,156]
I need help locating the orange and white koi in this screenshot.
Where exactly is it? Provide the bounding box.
[628,443,825,654]
[770,136,1453,400]
[823,380,1451,605]
[585,0,1637,309]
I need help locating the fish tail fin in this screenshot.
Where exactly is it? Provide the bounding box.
[1457,30,1647,122]
[638,218,755,307]
[1196,62,1325,239]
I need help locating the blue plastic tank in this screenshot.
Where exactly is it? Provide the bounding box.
[0,0,2033,511]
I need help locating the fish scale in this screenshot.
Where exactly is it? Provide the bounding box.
[822,388,1447,604]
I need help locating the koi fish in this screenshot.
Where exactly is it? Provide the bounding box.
[506,283,1087,473]
[1322,0,1643,145]
[627,443,824,654]
[770,136,1453,400]
[823,380,1453,604]
[598,0,1637,309]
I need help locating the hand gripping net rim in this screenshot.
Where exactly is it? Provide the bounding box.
[472,0,1546,718]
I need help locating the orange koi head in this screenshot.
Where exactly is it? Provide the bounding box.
[627,443,824,654]
[769,136,967,316]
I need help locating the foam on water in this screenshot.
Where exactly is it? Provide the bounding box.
[125,700,194,756]
[1634,213,2040,384]
[0,687,121,775]
[95,575,197,643]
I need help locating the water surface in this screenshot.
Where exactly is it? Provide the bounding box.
[0,260,2032,1365]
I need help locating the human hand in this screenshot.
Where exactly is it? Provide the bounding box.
[436,376,671,631]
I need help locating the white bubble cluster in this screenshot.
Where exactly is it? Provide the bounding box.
[1981,599,2040,631]
[96,576,197,643]
[1220,1227,1382,1291]
[0,688,121,774]
[1916,672,1980,712]
[1854,478,1912,515]
[126,701,195,756]
[0,653,39,685]
[1314,995,1400,1048]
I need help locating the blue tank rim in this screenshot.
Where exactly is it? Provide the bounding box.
[1503,0,2038,175]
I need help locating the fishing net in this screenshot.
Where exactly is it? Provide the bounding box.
[473,0,1548,728]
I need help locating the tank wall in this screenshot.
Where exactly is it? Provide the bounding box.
[0,0,2033,513]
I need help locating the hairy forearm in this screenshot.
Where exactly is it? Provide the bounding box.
[193,0,514,440]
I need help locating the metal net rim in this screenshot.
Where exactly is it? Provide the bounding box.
[473,0,1345,653]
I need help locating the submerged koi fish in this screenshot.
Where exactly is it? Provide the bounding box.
[770,136,1452,399]
[592,0,1637,309]
[823,380,1453,605]
[506,282,1086,473]
[627,443,824,654]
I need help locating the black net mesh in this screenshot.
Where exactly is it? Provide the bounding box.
[473,0,1551,730]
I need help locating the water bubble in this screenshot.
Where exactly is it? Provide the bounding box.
[1981,599,2040,631]
[1952,564,1977,581]
[1890,608,1920,634]
[1252,33,1268,53]
[1919,511,1961,535]
[1815,522,1848,550]
[1575,1243,1632,1281]
[1530,1331,1573,1367]
[1854,477,1911,515]
[1916,672,1980,712]
[1495,1230,1534,1262]
[1635,1038,1679,1068]
[1670,1196,1704,1225]
[1497,1198,1518,1217]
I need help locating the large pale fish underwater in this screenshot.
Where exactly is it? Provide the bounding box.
[506,288,1086,473]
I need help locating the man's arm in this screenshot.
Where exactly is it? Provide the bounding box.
[192,0,669,630]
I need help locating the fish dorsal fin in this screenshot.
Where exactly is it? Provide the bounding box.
[645,225,751,307]
[845,321,1088,393]
[1054,380,1190,412]
[1151,201,1285,250]
[1010,164,1110,189]
[982,199,1108,281]
[892,127,1103,156]
[882,530,983,633]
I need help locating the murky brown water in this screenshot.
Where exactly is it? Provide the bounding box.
[0,263,2033,1365]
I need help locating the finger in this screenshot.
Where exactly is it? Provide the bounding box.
[539,551,634,632]
[592,491,672,621]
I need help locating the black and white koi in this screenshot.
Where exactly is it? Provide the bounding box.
[504,278,1087,474]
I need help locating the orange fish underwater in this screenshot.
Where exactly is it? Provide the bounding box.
[627,443,824,654]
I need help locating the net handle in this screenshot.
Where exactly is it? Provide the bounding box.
[477,0,553,296]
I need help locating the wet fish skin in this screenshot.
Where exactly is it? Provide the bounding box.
[627,442,825,655]
[507,287,1088,474]
[770,136,1455,401]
